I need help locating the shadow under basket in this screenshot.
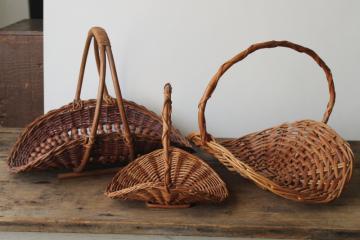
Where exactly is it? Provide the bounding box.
[188,40,354,203]
[7,27,191,173]
[105,84,228,208]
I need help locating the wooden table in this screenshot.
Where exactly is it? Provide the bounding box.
[0,128,359,239]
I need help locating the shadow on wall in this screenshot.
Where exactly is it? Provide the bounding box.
[0,0,43,28]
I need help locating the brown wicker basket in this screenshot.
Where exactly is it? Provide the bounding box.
[8,27,191,173]
[188,40,354,203]
[105,84,228,208]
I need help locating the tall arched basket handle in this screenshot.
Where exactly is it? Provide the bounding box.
[75,27,112,102]
[198,40,336,144]
[73,27,135,172]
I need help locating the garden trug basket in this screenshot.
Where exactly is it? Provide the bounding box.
[8,27,191,173]
[188,40,354,203]
[105,84,228,208]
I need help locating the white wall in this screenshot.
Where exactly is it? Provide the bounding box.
[0,0,29,28]
[44,0,360,140]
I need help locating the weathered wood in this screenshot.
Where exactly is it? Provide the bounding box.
[0,128,359,239]
[0,20,43,127]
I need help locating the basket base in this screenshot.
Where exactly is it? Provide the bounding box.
[146,202,191,209]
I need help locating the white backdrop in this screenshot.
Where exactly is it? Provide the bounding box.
[44,0,360,140]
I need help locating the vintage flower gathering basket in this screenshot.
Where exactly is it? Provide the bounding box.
[188,40,354,203]
[105,84,228,208]
[7,27,191,173]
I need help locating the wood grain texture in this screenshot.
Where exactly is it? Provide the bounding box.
[0,128,359,239]
[0,20,43,127]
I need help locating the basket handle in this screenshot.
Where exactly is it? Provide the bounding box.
[198,40,336,143]
[162,83,172,196]
[75,27,113,102]
[73,27,135,172]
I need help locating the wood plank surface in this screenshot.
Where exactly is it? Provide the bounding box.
[0,128,359,239]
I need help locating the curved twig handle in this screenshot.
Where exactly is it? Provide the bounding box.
[73,27,135,172]
[198,40,336,143]
[93,39,111,101]
[162,83,172,200]
[75,27,112,102]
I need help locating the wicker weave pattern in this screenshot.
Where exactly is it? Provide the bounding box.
[8,100,190,172]
[8,27,191,173]
[189,120,353,202]
[106,84,228,208]
[106,148,228,205]
[189,40,354,203]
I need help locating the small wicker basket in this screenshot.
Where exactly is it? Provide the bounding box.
[105,84,228,208]
[8,27,191,173]
[188,40,354,203]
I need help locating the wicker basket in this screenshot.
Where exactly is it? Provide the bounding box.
[105,84,228,208]
[8,27,191,173]
[188,40,354,203]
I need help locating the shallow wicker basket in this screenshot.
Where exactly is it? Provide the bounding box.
[8,27,191,173]
[188,40,354,203]
[105,84,228,208]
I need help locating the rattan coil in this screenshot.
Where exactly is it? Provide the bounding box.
[8,27,191,173]
[105,84,228,208]
[188,40,354,203]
